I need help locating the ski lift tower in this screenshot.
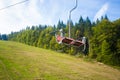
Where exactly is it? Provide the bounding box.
[69,0,78,38]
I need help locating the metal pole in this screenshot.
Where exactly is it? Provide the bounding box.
[69,0,77,38]
[69,12,71,38]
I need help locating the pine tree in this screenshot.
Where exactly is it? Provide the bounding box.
[98,40,111,62]
[2,34,8,40]
[0,34,2,40]
[104,14,109,20]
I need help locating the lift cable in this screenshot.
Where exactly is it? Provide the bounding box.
[0,0,29,11]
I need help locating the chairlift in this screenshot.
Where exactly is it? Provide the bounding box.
[55,29,86,48]
[55,0,87,52]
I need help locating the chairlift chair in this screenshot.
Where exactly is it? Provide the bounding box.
[56,29,86,48]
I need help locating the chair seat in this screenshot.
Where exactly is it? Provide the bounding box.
[56,35,84,47]
[62,37,84,47]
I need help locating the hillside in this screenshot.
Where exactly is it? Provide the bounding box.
[0,40,120,80]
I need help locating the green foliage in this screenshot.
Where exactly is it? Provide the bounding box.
[1,34,8,40]
[97,40,111,62]
[90,19,120,66]
[0,34,2,40]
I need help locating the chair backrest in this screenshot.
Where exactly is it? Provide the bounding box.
[82,37,86,44]
[59,29,63,37]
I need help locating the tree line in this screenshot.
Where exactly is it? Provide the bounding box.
[4,15,120,66]
[0,34,8,40]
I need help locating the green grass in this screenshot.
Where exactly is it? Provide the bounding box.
[0,40,120,80]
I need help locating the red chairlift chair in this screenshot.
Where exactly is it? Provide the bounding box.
[56,29,86,48]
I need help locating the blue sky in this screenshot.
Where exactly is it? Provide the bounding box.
[0,0,120,34]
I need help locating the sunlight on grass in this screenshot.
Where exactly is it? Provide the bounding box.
[0,40,120,80]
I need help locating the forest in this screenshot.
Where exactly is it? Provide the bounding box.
[1,15,120,66]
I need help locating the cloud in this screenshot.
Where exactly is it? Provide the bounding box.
[93,3,109,21]
[0,0,27,34]
[0,0,44,34]
[39,0,44,4]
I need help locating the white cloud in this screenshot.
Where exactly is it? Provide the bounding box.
[39,0,44,4]
[0,0,45,34]
[93,3,109,21]
[0,0,27,34]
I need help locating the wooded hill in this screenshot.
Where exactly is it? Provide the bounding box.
[7,16,120,66]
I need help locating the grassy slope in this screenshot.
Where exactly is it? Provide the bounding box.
[0,40,120,80]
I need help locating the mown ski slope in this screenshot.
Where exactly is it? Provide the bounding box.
[0,40,120,80]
